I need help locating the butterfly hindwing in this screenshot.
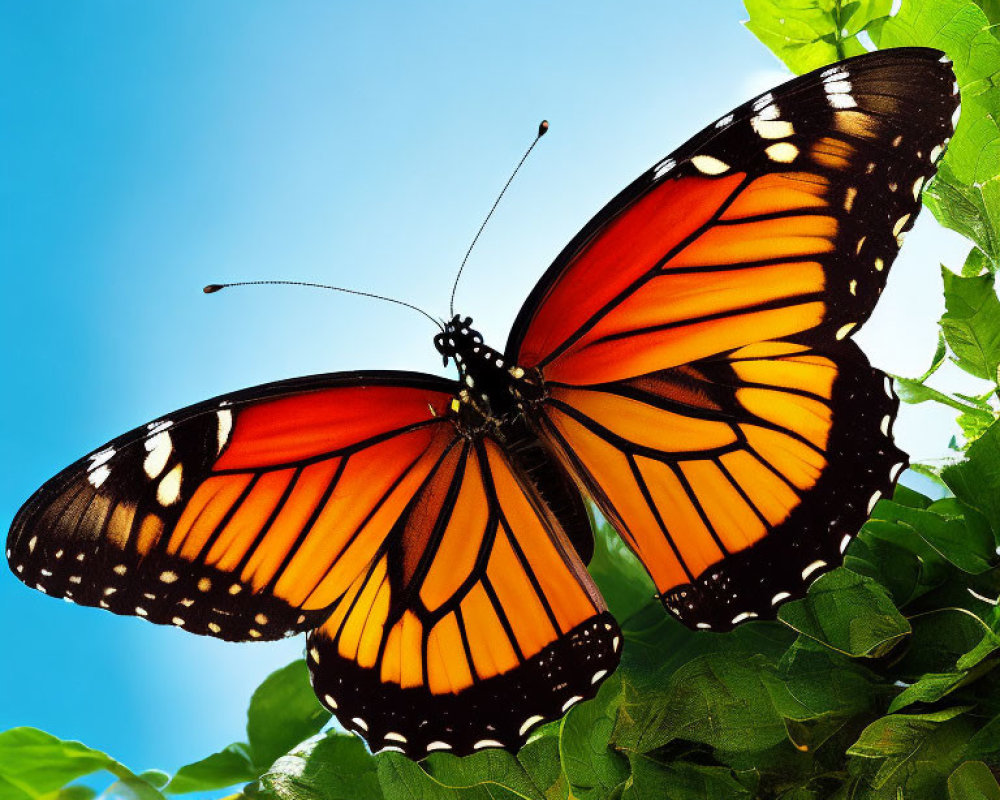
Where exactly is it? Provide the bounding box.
[506,47,956,629]
[535,340,905,629]
[306,434,619,757]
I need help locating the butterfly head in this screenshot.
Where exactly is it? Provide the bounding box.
[434,315,484,366]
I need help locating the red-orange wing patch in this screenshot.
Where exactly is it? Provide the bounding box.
[7,372,457,641]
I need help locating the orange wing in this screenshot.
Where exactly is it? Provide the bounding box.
[306,434,618,757]
[7,372,458,640]
[505,48,957,629]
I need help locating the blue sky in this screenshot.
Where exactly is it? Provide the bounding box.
[0,0,973,777]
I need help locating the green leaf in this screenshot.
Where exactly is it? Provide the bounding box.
[0,728,139,799]
[136,772,169,790]
[764,641,881,751]
[847,709,975,797]
[966,714,1000,762]
[560,677,629,800]
[612,653,787,755]
[948,761,1000,800]
[924,163,1000,270]
[940,267,1000,382]
[587,515,656,622]
[888,672,968,713]
[777,569,910,657]
[868,496,997,574]
[98,778,167,800]
[51,787,97,800]
[259,733,380,800]
[944,419,1000,530]
[165,744,256,794]
[744,0,892,73]
[622,757,751,800]
[246,661,332,772]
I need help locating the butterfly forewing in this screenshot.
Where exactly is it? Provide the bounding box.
[7,373,457,640]
[507,47,956,630]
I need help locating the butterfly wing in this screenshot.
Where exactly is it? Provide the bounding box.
[7,372,460,640]
[306,431,618,757]
[505,47,957,629]
[8,371,619,755]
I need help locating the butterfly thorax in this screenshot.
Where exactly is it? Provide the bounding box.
[434,314,542,428]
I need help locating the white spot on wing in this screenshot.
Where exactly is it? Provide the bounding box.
[751,116,794,139]
[591,669,608,684]
[771,591,791,606]
[426,741,452,752]
[840,534,852,553]
[143,431,172,479]
[880,415,891,436]
[157,464,183,506]
[765,142,798,162]
[474,739,504,749]
[323,693,338,709]
[88,465,111,488]
[752,92,774,112]
[384,732,407,743]
[867,490,882,513]
[653,158,676,180]
[731,611,758,625]
[216,409,233,454]
[801,560,826,580]
[836,322,856,340]
[352,717,368,732]
[890,461,905,482]
[561,695,583,712]
[691,155,730,175]
[519,715,545,736]
[87,448,116,471]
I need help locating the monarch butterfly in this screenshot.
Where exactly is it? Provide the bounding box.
[8,47,957,758]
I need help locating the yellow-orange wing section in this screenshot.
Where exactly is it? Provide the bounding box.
[504,48,957,629]
[7,372,458,641]
[307,434,619,758]
[536,340,905,629]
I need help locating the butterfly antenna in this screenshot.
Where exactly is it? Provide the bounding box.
[448,120,549,318]
[203,280,444,331]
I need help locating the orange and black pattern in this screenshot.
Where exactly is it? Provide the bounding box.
[7,47,957,759]
[508,47,956,628]
[306,435,617,755]
[7,373,459,641]
[7,371,618,756]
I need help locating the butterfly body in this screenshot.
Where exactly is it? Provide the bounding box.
[8,48,958,757]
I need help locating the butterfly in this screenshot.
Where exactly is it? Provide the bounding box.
[7,47,958,758]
